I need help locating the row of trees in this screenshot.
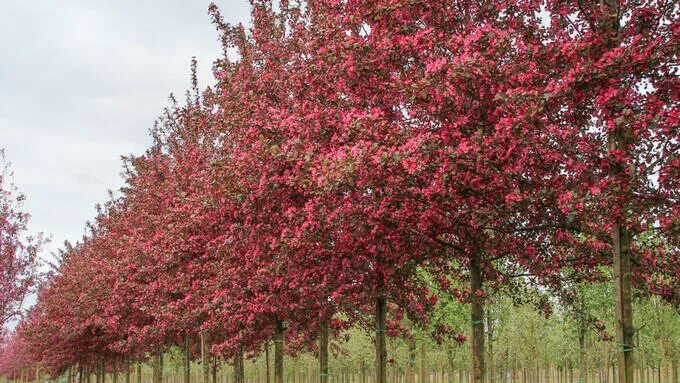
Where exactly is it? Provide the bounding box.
[0,1,678,383]
[2,285,678,383]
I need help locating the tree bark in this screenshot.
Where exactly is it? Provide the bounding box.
[234,349,244,383]
[153,347,164,383]
[598,0,635,379]
[446,347,454,383]
[407,339,416,383]
[153,351,158,383]
[646,365,650,383]
[470,257,485,383]
[420,345,427,383]
[612,223,634,383]
[275,322,285,383]
[136,362,141,383]
[184,334,191,383]
[375,296,387,383]
[487,311,495,383]
[97,358,104,383]
[161,350,165,383]
[320,319,329,383]
[211,355,218,383]
[124,356,130,383]
[202,333,210,383]
[360,360,366,383]
[579,328,587,383]
[265,341,271,383]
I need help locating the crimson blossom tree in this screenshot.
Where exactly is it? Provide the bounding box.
[0,151,41,331]
[205,6,443,383]
[205,7,347,381]
[510,1,680,382]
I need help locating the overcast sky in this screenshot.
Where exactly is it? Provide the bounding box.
[0,1,251,264]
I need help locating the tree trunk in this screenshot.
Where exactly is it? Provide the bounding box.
[470,257,485,383]
[153,351,158,383]
[234,349,244,383]
[124,356,130,383]
[320,319,329,383]
[646,366,650,383]
[360,360,366,383]
[408,340,416,383]
[375,296,387,383]
[611,222,634,383]
[446,348,454,383]
[202,333,210,383]
[233,352,239,383]
[307,358,313,383]
[600,0,634,377]
[275,322,285,383]
[420,346,427,383]
[606,363,610,383]
[97,358,105,383]
[487,312,495,383]
[579,329,587,383]
[184,334,191,383]
[672,360,678,383]
[136,362,142,383]
[265,341,271,383]
[212,356,218,383]
[153,347,164,383]
[161,350,165,383]
[113,358,119,383]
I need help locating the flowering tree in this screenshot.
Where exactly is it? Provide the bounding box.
[516,1,680,381]
[0,151,41,331]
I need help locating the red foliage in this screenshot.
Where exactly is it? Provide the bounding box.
[7,0,678,378]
